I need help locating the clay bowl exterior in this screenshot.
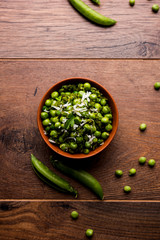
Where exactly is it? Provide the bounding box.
[37,77,118,159]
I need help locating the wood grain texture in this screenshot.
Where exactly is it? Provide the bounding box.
[0,0,160,58]
[0,201,160,240]
[0,59,160,200]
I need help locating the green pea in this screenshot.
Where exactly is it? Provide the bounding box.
[73,98,81,105]
[50,130,58,138]
[115,170,123,177]
[60,143,69,152]
[148,159,156,167]
[85,141,91,148]
[60,116,66,123]
[78,90,85,97]
[152,4,159,13]
[138,156,146,165]
[154,82,160,90]
[71,211,79,219]
[51,91,59,99]
[129,0,135,7]
[51,117,59,123]
[78,83,84,90]
[52,100,57,106]
[139,123,147,131]
[84,124,91,131]
[50,124,55,130]
[102,106,110,114]
[55,122,61,128]
[84,82,91,91]
[101,117,109,124]
[65,92,71,96]
[84,149,90,154]
[56,110,61,116]
[100,99,107,106]
[124,186,131,193]
[89,94,97,101]
[93,137,98,143]
[59,136,64,143]
[129,168,136,176]
[82,112,89,118]
[74,116,81,124]
[42,119,51,126]
[102,132,109,139]
[94,131,101,137]
[95,103,102,112]
[105,113,113,120]
[91,126,96,133]
[42,105,49,111]
[70,142,78,150]
[86,229,93,238]
[76,136,83,143]
[105,124,112,132]
[41,112,48,119]
[70,132,77,137]
[45,99,52,107]
[45,126,50,132]
[90,112,96,119]
[66,105,72,111]
[50,109,56,117]
[97,112,103,120]
[96,98,101,103]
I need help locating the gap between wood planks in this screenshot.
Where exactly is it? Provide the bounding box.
[1,199,160,202]
[0,58,160,61]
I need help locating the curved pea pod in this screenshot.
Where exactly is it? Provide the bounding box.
[31,154,78,198]
[69,0,116,27]
[51,159,104,200]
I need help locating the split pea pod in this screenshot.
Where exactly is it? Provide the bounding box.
[69,0,116,26]
[31,154,78,198]
[51,159,104,200]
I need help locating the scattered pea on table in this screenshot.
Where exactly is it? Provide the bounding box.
[148,159,156,167]
[139,123,147,131]
[129,168,136,176]
[154,82,160,90]
[129,0,135,7]
[86,229,94,238]
[71,211,79,219]
[115,170,123,177]
[124,186,131,193]
[152,4,159,13]
[139,157,146,165]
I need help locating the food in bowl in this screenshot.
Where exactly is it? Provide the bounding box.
[40,82,113,154]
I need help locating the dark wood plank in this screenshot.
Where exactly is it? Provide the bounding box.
[0,59,160,200]
[0,0,160,58]
[0,201,160,240]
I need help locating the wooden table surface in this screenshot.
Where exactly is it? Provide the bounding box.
[1,1,160,238]
[0,0,160,58]
[1,59,160,239]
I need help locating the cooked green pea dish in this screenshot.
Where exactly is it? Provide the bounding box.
[41,82,113,154]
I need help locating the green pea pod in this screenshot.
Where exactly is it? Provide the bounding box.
[91,0,100,5]
[31,154,78,198]
[51,159,104,200]
[69,0,116,26]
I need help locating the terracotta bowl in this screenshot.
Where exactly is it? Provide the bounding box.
[37,77,118,159]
